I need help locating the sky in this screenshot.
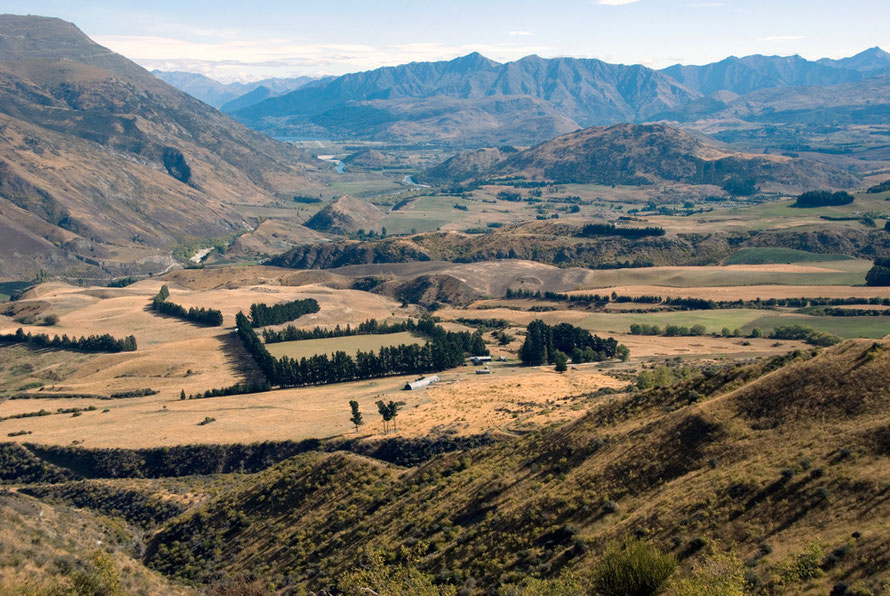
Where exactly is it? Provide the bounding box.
[5,0,890,82]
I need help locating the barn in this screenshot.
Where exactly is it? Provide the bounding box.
[404,375,440,390]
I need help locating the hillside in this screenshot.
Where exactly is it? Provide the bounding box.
[426,123,858,190]
[138,340,890,592]
[423,146,519,182]
[0,15,325,280]
[304,195,386,236]
[266,221,890,286]
[5,340,889,592]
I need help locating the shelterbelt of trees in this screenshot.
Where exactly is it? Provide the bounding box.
[236,314,488,388]
[0,328,136,353]
[150,285,223,326]
[519,320,625,365]
[249,298,320,328]
[505,288,890,310]
[262,318,416,344]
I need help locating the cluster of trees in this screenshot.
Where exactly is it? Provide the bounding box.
[376,400,401,433]
[769,324,840,347]
[237,313,488,388]
[151,285,223,326]
[818,307,890,317]
[630,323,705,336]
[107,276,137,288]
[519,320,624,366]
[496,190,523,202]
[722,176,758,196]
[262,318,413,344]
[866,259,890,287]
[576,223,666,239]
[249,298,320,327]
[0,328,136,353]
[792,190,854,208]
[868,180,890,194]
[455,317,509,330]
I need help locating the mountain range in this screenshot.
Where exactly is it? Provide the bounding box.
[151,70,321,110]
[214,47,890,145]
[0,15,324,279]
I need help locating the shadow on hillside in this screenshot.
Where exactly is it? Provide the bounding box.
[218,332,266,384]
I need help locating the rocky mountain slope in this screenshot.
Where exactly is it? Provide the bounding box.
[230,52,697,144]
[226,48,890,146]
[0,15,325,279]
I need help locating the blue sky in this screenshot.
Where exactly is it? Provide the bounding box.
[6,0,889,82]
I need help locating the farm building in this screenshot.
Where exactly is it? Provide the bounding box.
[470,356,492,365]
[476,368,492,375]
[404,375,440,390]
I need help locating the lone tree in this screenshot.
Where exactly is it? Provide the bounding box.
[554,350,568,372]
[349,400,364,432]
[180,389,186,400]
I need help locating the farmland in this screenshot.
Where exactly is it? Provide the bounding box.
[265,331,426,359]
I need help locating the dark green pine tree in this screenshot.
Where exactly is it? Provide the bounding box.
[349,400,363,432]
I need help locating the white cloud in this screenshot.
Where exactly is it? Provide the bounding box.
[508,31,532,36]
[93,35,553,82]
[597,0,640,5]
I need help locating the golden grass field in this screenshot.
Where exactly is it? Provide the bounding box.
[265,331,426,359]
[1,263,886,449]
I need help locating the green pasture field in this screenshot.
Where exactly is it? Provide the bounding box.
[724,248,854,265]
[577,308,890,339]
[264,331,427,360]
[741,314,890,339]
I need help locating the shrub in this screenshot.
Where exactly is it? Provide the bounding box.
[592,539,677,596]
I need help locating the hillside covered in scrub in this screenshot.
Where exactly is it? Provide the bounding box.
[267,220,890,275]
[3,339,890,593]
